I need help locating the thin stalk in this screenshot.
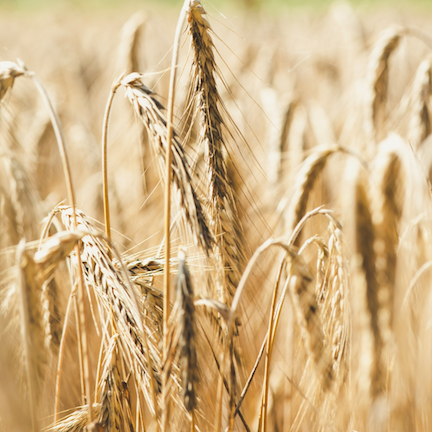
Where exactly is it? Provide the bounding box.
[73,296,86,406]
[163,1,190,431]
[215,238,289,432]
[260,259,285,432]
[29,72,93,423]
[102,74,124,241]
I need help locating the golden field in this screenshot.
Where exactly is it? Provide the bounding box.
[1,1,432,431]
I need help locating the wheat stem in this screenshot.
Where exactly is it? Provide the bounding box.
[102,75,123,241]
[260,259,285,432]
[163,2,190,431]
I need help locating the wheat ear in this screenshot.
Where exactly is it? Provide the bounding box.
[118,11,146,74]
[176,249,199,417]
[47,405,102,432]
[97,334,134,431]
[370,136,407,347]
[17,240,47,432]
[347,160,384,401]
[60,206,160,420]
[283,144,341,240]
[121,73,213,254]
[288,250,333,391]
[188,0,244,304]
[409,56,432,149]
[364,26,404,147]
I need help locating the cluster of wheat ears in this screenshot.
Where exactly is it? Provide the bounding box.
[2,0,432,431]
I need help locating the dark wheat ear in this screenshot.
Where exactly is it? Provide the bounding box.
[175,249,198,414]
[345,159,385,403]
[369,135,407,346]
[121,73,213,254]
[188,0,244,304]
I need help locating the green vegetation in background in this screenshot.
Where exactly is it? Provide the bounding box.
[1,0,432,12]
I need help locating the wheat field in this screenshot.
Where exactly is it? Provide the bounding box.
[1,1,432,431]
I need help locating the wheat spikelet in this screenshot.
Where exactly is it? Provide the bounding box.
[118,11,146,74]
[408,55,432,149]
[59,206,162,412]
[175,249,198,413]
[121,73,212,254]
[283,144,341,240]
[188,0,244,303]
[364,26,404,146]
